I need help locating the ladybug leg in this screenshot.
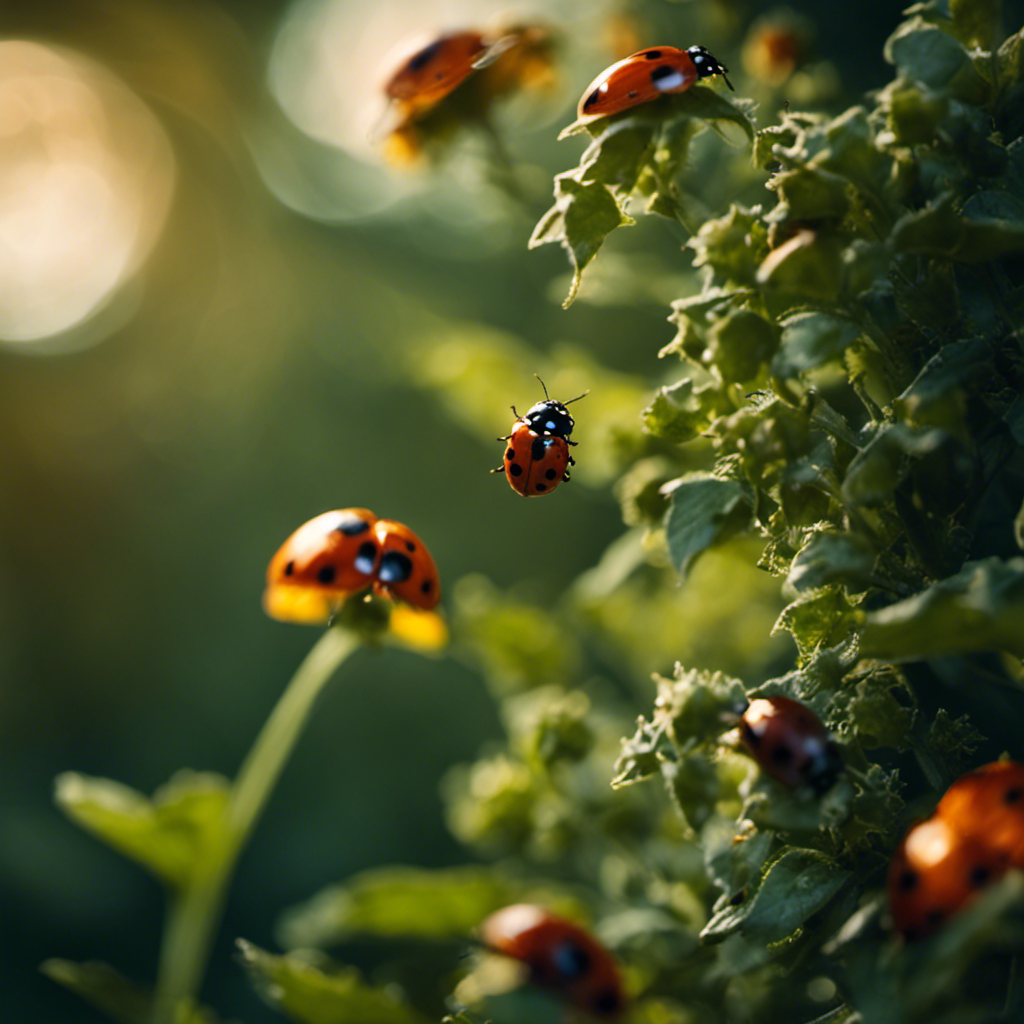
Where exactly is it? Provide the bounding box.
[567,438,579,446]
[490,466,505,474]
[568,455,576,466]
[497,433,511,441]
[510,405,519,418]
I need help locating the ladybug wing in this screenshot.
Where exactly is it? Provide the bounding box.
[577,47,696,120]
[372,519,441,610]
[502,422,535,496]
[385,31,486,113]
[264,508,381,622]
[524,435,570,496]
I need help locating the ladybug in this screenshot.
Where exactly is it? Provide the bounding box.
[737,696,842,793]
[888,816,1007,939]
[577,45,733,122]
[935,760,1024,869]
[372,518,442,610]
[479,904,626,1017]
[492,376,588,497]
[384,31,488,116]
[264,509,440,622]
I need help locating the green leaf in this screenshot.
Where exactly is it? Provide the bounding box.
[705,309,777,384]
[842,424,951,506]
[703,849,851,942]
[890,192,1024,262]
[664,474,755,577]
[786,532,877,593]
[1016,496,1024,551]
[773,312,863,377]
[689,205,770,285]
[576,119,659,192]
[773,587,862,663]
[884,19,988,101]
[238,942,432,1024]
[642,378,727,443]
[950,0,1002,48]
[41,960,217,1024]
[529,174,633,307]
[860,557,1024,660]
[54,771,229,888]
[279,865,520,948]
[756,230,844,302]
[885,81,950,145]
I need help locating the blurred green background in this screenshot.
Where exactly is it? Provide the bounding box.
[0,0,974,1020]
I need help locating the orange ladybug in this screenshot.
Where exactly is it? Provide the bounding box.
[935,760,1024,868]
[492,377,587,497]
[264,509,440,622]
[738,696,842,793]
[479,904,626,1017]
[384,31,488,117]
[577,45,733,122]
[372,518,441,610]
[888,816,1007,940]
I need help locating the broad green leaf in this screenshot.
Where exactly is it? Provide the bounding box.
[770,166,851,221]
[529,174,633,307]
[860,557,1024,660]
[884,19,988,102]
[786,532,877,593]
[279,865,521,948]
[756,230,844,302]
[41,960,217,1024]
[577,119,659,192]
[884,81,950,145]
[664,474,755,577]
[950,0,1001,48]
[238,942,432,1024]
[689,205,770,285]
[889,192,1024,261]
[773,312,863,377]
[848,667,916,749]
[702,849,851,942]
[54,771,229,887]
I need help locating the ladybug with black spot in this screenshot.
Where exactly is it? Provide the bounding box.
[492,376,588,497]
[577,44,732,122]
[479,904,625,1017]
[264,508,440,623]
[737,695,842,793]
[935,760,1024,868]
[888,816,1007,939]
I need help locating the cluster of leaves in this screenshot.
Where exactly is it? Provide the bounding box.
[47,3,1024,1024]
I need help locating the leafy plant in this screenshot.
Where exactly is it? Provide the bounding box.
[46,2,1024,1023]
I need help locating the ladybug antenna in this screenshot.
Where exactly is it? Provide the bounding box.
[563,390,589,406]
[534,372,550,400]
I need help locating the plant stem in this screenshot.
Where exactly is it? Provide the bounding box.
[151,626,361,1024]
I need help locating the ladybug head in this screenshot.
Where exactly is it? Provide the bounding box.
[687,46,734,90]
[524,399,576,438]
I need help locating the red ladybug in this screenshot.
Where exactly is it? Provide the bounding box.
[492,377,588,497]
[738,696,842,793]
[264,509,440,622]
[888,816,1007,939]
[384,31,488,116]
[479,904,626,1017]
[577,45,733,122]
[935,760,1024,869]
[372,518,442,610]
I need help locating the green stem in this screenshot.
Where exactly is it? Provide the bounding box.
[151,626,361,1024]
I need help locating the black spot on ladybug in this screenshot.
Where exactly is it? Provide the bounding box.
[509,462,523,477]
[379,551,413,583]
[969,864,992,888]
[531,437,547,460]
[545,468,557,480]
[405,540,416,552]
[506,448,515,461]
[284,560,295,577]
[317,565,336,585]
[407,41,442,71]
[354,541,377,575]
[771,744,794,765]
[551,941,590,979]
[628,89,639,98]
[584,87,602,109]
[421,580,433,594]
[897,869,919,892]
[642,49,663,60]
[1005,787,1023,805]
[535,482,547,492]
[336,515,370,536]
[650,64,680,85]
[592,988,622,1015]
